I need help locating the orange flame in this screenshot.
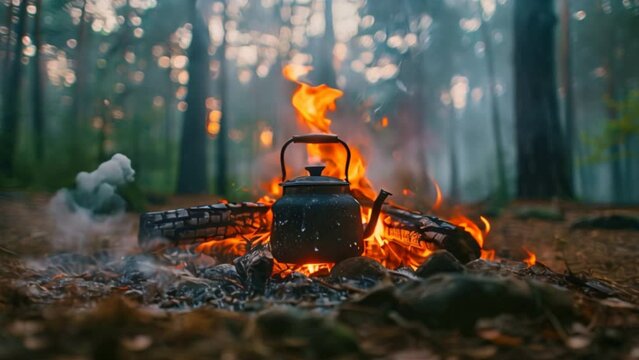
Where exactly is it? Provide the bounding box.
[431,178,443,210]
[282,64,377,200]
[448,214,485,249]
[480,215,491,234]
[282,64,313,82]
[448,214,496,261]
[523,248,536,267]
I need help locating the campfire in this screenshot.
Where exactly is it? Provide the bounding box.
[140,64,493,278]
[4,64,638,360]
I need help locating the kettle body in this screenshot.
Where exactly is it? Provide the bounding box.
[270,134,390,264]
[271,181,364,263]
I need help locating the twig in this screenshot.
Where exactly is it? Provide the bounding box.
[0,245,17,256]
[311,277,366,294]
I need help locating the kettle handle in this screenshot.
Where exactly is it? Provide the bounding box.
[280,134,351,183]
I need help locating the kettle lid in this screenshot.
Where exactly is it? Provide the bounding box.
[282,165,349,187]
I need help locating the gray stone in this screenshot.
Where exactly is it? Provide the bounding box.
[415,250,465,279]
[330,256,387,280]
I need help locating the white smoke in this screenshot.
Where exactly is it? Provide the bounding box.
[48,154,137,250]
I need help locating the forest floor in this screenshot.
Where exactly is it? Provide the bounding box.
[1,192,639,359]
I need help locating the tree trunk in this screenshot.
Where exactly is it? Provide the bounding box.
[69,0,90,164]
[1,0,14,88]
[480,16,508,202]
[164,67,175,189]
[0,0,28,176]
[605,58,623,203]
[215,4,229,196]
[32,0,45,162]
[177,0,210,194]
[514,0,572,198]
[560,0,576,195]
[448,109,460,202]
[314,0,336,87]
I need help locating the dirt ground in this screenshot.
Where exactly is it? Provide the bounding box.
[1,192,639,359]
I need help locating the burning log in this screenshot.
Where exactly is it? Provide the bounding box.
[138,201,481,266]
[380,205,481,264]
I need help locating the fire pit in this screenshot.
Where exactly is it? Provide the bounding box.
[140,64,487,278]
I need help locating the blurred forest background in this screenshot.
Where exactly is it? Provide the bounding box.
[0,0,638,206]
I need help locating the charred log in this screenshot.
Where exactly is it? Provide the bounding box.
[138,202,270,245]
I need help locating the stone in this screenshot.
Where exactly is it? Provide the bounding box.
[330,256,387,280]
[414,250,465,278]
[398,274,574,330]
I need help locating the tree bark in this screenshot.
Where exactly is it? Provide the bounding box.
[0,0,28,175]
[514,0,572,198]
[32,0,45,162]
[480,17,508,202]
[177,0,210,194]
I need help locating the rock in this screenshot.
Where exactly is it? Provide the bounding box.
[571,214,639,231]
[414,250,465,278]
[233,245,273,296]
[397,274,573,330]
[170,278,220,306]
[330,256,387,280]
[342,273,574,331]
[256,307,360,358]
[200,264,241,283]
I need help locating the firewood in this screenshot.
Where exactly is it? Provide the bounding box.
[138,202,481,264]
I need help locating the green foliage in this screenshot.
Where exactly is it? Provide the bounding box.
[581,91,639,164]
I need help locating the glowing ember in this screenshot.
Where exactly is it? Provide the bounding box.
[523,248,536,267]
[195,237,246,257]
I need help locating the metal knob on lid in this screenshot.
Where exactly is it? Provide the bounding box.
[305,165,326,177]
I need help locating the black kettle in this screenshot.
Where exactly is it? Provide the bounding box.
[270,134,391,264]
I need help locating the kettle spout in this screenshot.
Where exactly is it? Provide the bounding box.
[363,189,392,239]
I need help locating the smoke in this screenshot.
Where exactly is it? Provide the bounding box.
[48,154,137,250]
